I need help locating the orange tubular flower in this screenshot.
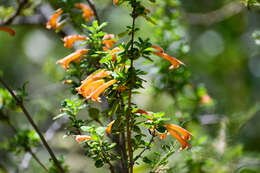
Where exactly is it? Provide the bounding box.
[88,79,117,102]
[113,0,119,4]
[166,127,191,150]
[75,135,92,143]
[57,49,88,70]
[106,120,115,134]
[46,8,63,30]
[110,47,122,61]
[81,79,105,97]
[103,34,117,51]
[75,3,94,22]
[76,70,111,94]
[0,26,15,36]
[164,123,193,141]
[151,45,185,70]
[137,109,192,150]
[63,35,88,49]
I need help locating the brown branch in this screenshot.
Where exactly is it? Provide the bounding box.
[0,111,48,171]
[2,0,29,25]
[86,0,101,24]
[0,77,64,173]
[185,1,245,26]
[126,4,137,173]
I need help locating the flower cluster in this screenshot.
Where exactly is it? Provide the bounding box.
[76,70,117,102]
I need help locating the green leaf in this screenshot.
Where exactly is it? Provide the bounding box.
[96,127,107,136]
[53,113,67,120]
[95,159,104,168]
[81,126,92,132]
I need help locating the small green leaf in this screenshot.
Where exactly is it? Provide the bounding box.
[95,159,104,168]
[53,113,67,120]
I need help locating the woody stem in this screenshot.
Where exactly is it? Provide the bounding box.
[126,3,137,173]
[0,77,64,173]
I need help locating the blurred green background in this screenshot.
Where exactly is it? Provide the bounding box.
[0,0,260,172]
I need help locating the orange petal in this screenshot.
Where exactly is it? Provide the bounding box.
[46,8,63,29]
[89,79,117,102]
[110,47,122,61]
[63,35,88,49]
[75,3,94,22]
[166,127,191,150]
[77,70,111,93]
[57,49,88,70]
[81,79,105,97]
[75,135,92,143]
[106,120,115,134]
[152,51,184,70]
[137,109,154,119]
[151,45,164,53]
[0,26,15,36]
[102,34,117,51]
[165,123,193,140]
[113,0,119,4]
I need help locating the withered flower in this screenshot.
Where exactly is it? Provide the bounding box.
[75,3,94,22]
[151,45,185,70]
[57,49,88,70]
[63,35,88,49]
[46,8,63,30]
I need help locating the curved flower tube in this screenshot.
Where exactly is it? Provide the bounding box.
[46,8,63,30]
[103,34,117,51]
[151,45,185,70]
[88,79,117,102]
[81,79,105,97]
[110,47,122,61]
[164,123,193,141]
[62,35,88,49]
[0,26,15,36]
[76,70,111,94]
[106,120,115,134]
[57,49,88,70]
[75,135,92,143]
[137,109,192,150]
[75,3,94,22]
[166,127,191,150]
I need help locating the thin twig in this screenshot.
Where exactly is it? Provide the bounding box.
[86,0,101,24]
[0,77,64,173]
[0,112,48,171]
[133,135,155,164]
[2,0,29,25]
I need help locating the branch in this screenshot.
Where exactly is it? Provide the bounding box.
[0,77,65,173]
[0,111,48,171]
[133,135,155,164]
[185,1,245,26]
[2,0,29,25]
[86,0,101,24]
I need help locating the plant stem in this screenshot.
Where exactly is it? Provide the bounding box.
[86,0,101,24]
[1,111,48,171]
[126,3,137,173]
[151,149,175,173]
[133,134,155,164]
[0,77,65,173]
